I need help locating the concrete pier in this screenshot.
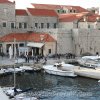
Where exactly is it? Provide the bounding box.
[0,87,9,100]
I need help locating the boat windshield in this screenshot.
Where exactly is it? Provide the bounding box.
[54,63,62,67]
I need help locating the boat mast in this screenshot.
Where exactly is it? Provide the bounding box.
[13,38,16,88]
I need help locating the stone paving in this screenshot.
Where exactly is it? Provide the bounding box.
[0,56,14,66]
[0,56,77,67]
[0,56,60,66]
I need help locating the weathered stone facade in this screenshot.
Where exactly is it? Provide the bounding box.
[1,2,100,56]
[0,2,15,36]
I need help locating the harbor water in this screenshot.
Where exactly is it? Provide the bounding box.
[0,72,100,100]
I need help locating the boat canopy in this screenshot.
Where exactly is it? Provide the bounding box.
[27,42,44,48]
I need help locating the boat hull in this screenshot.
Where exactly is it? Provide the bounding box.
[43,65,77,77]
[75,67,100,79]
[45,69,77,77]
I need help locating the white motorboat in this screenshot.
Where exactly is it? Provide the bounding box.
[3,87,38,100]
[7,67,25,73]
[75,67,100,80]
[20,66,34,72]
[0,87,9,100]
[77,56,100,67]
[3,87,22,97]
[0,68,11,75]
[0,68,6,75]
[43,62,77,77]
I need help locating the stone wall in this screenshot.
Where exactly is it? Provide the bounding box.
[73,29,100,56]
[57,29,74,54]
[0,3,15,36]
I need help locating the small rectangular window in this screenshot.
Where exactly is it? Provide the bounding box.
[47,23,49,28]
[41,23,44,28]
[54,23,57,28]
[24,23,27,28]
[70,10,72,13]
[74,10,76,13]
[19,23,22,28]
[62,10,65,13]
[57,10,60,13]
[35,23,38,28]
[48,49,51,54]
[88,25,90,28]
[3,22,6,27]
[11,23,14,29]
[19,43,24,47]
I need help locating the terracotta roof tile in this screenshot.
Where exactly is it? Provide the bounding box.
[27,8,58,17]
[0,0,13,3]
[59,12,88,22]
[16,9,28,16]
[0,33,29,42]
[79,13,100,22]
[32,3,88,13]
[59,12,100,22]
[64,6,88,13]
[0,33,56,42]
[32,3,62,10]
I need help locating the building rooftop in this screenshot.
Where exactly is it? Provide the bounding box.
[59,12,88,22]
[32,3,88,13]
[59,12,100,22]
[16,9,28,16]
[32,3,62,10]
[0,33,56,42]
[27,8,58,17]
[0,0,13,3]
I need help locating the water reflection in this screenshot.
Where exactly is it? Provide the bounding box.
[0,72,100,100]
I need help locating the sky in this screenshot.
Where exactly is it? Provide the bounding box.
[9,0,100,9]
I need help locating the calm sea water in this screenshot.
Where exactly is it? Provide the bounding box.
[0,72,100,100]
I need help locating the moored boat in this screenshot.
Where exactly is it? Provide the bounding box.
[2,87,38,100]
[20,65,34,72]
[77,56,100,68]
[43,62,77,77]
[75,67,100,80]
[77,56,100,64]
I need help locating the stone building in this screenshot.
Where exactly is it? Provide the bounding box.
[0,33,56,56]
[0,1,100,57]
[87,7,100,14]
[58,12,100,55]
[0,0,15,36]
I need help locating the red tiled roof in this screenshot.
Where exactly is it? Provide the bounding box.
[86,14,100,22]
[27,8,58,17]
[0,33,56,42]
[64,6,88,13]
[27,33,56,42]
[59,12,88,22]
[0,0,13,3]
[78,13,100,22]
[32,3,62,10]
[32,3,88,13]
[16,9,28,16]
[59,12,100,22]
[0,33,29,42]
